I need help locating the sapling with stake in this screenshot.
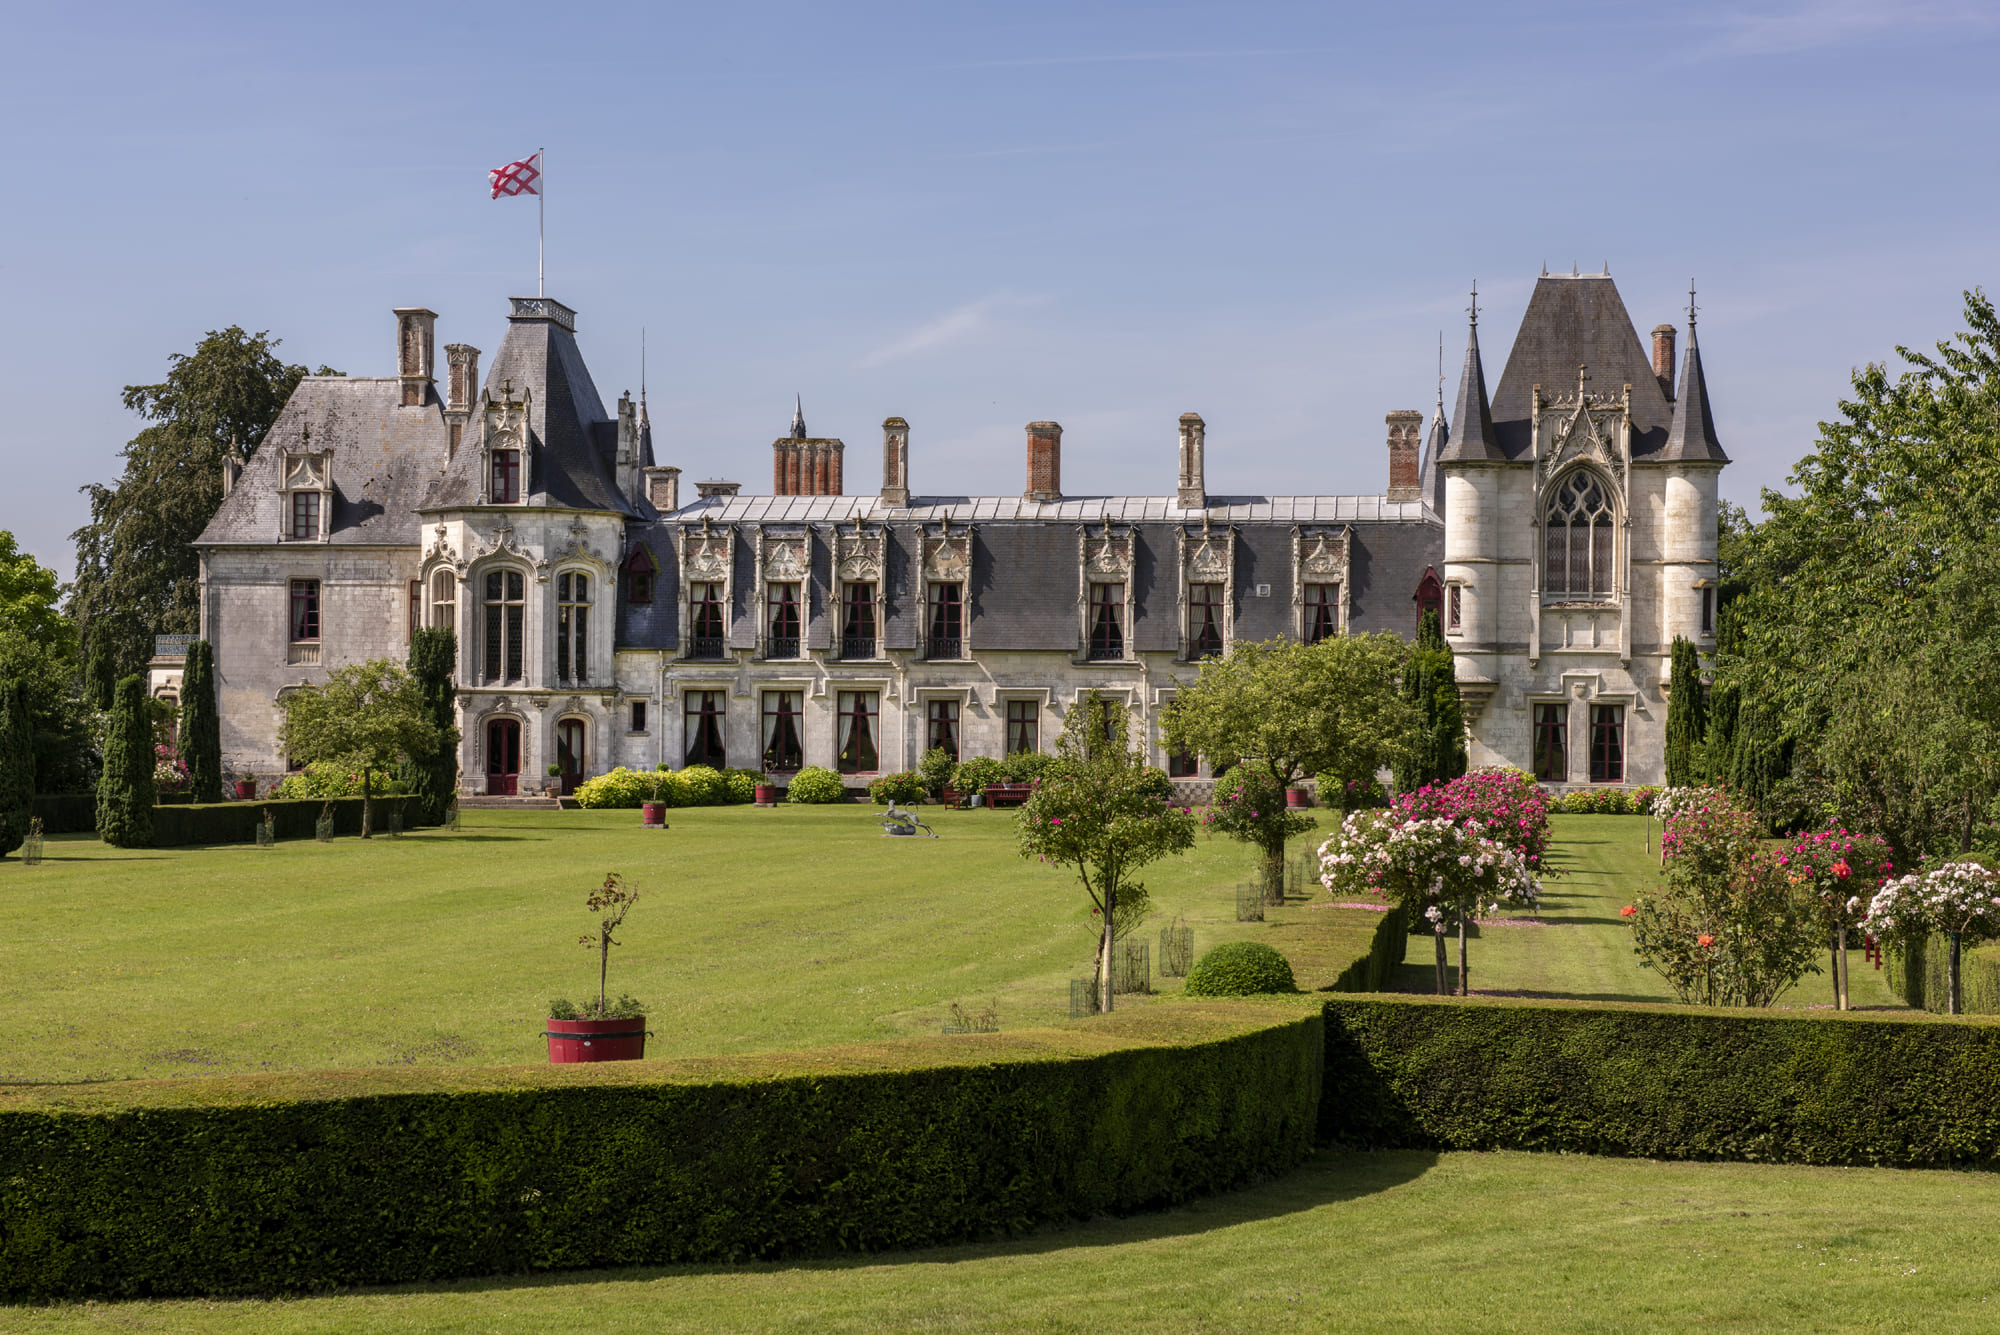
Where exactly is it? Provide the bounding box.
[580,871,640,1018]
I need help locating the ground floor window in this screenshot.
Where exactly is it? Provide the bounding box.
[1005,700,1038,756]
[685,690,726,768]
[1590,704,1625,784]
[1167,746,1199,778]
[927,699,960,761]
[837,690,879,774]
[629,700,648,733]
[1533,703,1567,783]
[762,691,803,772]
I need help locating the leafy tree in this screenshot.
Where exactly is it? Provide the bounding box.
[69,329,338,685]
[0,533,94,793]
[1202,766,1315,905]
[396,628,460,823]
[1393,609,1467,794]
[177,640,222,804]
[0,682,32,858]
[1018,691,1196,1012]
[96,675,155,848]
[1664,637,1707,788]
[277,659,441,838]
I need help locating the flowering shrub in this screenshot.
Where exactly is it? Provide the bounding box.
[1202,767,1316,903]
[152,744,191,794]
[573,767,669,809]
[1867,861,2000,1014]
[271,760,409,801]
[1005,751,1057,785]
[676,765,729,806]
[1628,787,1821,1007]
[1392,767,1550,870]
[868,771,927,805]
[950,756,1008,794]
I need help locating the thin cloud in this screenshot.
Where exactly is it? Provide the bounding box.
[945,46,1346,71]
[1704,0,1997,55]
[858,294,1042,368]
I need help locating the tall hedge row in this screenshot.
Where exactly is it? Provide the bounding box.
[1329,905,1409,993]
[149,796,428,847]
[0,1011,1321,1300]
[1884,935,2000,1016]
[1322,996,2000,1167]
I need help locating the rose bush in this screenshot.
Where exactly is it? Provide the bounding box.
[1782,827,1895,1009]
[1391,767,1551,870]
[1867,860,2000,1014]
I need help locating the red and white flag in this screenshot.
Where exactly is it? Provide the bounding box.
[489,153,542,199]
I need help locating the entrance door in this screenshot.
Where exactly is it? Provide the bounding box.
[486,718,521,796]
[556,718,586,796]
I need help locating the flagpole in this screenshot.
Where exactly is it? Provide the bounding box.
[538,147,545,297]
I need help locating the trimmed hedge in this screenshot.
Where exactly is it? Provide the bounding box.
[150,796,428,847]
[1321,996,2000,1167]
[1884,935,2000,1016]
[0,1006,1321,1300]
[1185,941,1298,996]
[31,792,96,835]
[1329,904,1409,993]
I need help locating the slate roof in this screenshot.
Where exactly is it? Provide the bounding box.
[664,494,1437,525]
[1489,273,1676,460]
[1419,404,1447,512]
[196,377,450,546]
[1662,321,1728,463]
[1439,323,1502,463]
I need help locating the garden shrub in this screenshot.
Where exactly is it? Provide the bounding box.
[574,767,668,809]
[1321,996,2000,1167]
[786,766,846,804]
[1184,941,1298,996]
[950,755,1007,793]
[270,761,411,801]
[918,747,956,798]
[1318,772,1386,810]
[1886,935,2000,1015]
[0,682,30,858]
[96,674,154,848]
[1329,904,1409,993]
[30,792,95,834]
[1005,751,1056,785]
[1391,767,1549,868]
[148,797,425,847]
[721,768,762,804]
[676,765,729,806]
[0,1008,1321,1299]
[869,771,926,805]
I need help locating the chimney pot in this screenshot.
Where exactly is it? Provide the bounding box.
[1385,410,1423,502]
[393,307,437,407]
[1651,324,1678,401]
[644,465,682,513]
[695,478,741,500]
[880,417,910,506]
[1025,421,1062,503]
[1177,412,1206,509]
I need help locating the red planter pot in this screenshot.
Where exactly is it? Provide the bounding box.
[234,780,257,800]
[641,802,666,827]
[545,1016,648,1063]
[1286,787,1311,809]
[754,784,776,807]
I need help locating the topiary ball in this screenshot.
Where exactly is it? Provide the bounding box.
[1183,940,1298,997]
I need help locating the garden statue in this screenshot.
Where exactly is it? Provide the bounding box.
[879,802,936,838]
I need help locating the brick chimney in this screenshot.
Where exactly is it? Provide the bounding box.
[771,438,846,495]
[1025,421,1062,503]
[1652,324,1678,401]
[1177,413,1206,508]
[394,308,436,408]
[881,417,910,507]
[443,343,479,456]
[1385,410,1422,502]
[644,465,681,513]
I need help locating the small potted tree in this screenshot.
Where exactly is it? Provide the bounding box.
[546,872,649,1062]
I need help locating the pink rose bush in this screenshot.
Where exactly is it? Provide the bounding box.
[1390,767,1552,870]
[1781,827,1894,1009]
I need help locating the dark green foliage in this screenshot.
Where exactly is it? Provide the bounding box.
[1729,698,1786,815]
[1702,682,1739,789]
[1184,941,1299,996]
[84,636,117,711]
[177,640,222,804]
[868,771,926,804]
[148,796,425,847]
[397,628,460,824]
[1329,905,1409,993]
[95,675,154,848]
[31,792,97,833]
[1884,936,2000,1015]
[1663,637,1706,787]
[951,755,1008,793]
[1394,609,1466,793]
[0,682,32,857]
[1321,997,2000,1166]
[0,1013,1321,1300]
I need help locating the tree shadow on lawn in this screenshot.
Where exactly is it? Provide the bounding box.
[351,1149,1441,1301]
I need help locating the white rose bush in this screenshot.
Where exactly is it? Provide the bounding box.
[1866,861,2000,1015]
[1319,809,1540,995]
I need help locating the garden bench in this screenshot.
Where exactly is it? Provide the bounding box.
[984,784,1032,809]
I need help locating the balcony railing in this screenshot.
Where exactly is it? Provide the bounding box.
[287,642,322,666]
[841,636,877,660]
[689,636,726,660]
[766,635,801,660]
[929,636,963,660]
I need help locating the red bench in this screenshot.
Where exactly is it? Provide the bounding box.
[983,783,1032,809]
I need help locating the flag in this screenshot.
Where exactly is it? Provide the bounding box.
[490,154,541,199]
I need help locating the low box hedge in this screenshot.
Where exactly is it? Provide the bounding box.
[29,792,95,834]
[150,795,428,847]
[0,1003,1321,1300]
[1884,934,2000,1016]
[1321,995,2000,1167]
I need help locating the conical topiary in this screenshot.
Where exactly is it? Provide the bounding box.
[396,627,460,824]
[179,639,223,804]
[1664,636,1707,788]
[96,674,155,848]
[0,681,33,858]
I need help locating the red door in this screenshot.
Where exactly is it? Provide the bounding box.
[556,718,586,796]
[486,718,520,796]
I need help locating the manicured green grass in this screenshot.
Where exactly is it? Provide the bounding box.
[12,1149,2000,1333]
[0,805,1315,1083]
[1395,814,1910,1011]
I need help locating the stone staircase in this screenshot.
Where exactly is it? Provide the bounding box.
[457,795,563,811]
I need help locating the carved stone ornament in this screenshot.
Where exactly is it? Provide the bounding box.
[531,695,552,712]
[490,694,511,713]
[425,521,458,566]
[281,452,330,490]
[562,695,586,715]
[835,525,884,583]
[1300,530,1349,578]
[1083,532,1133,577]
[1536,370,1627,493]
[555,520,599,564]
[1187,538,1229,581]
[685,528,732,579]
[923,530,970,582]
[763,538,807,580]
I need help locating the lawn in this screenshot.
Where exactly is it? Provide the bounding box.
[0,804,1351,1083]
[10,1149,1998,1333]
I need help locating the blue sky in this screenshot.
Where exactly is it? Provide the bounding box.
[6,0,1998,582]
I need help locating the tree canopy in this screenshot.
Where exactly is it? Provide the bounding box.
[277,659,440,837]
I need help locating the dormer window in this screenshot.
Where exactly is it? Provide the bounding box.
[290,492,320,541]
[280,450,332,542]
[625,545,657,605]
[490,449,522,504]
[1088,583,1125,660]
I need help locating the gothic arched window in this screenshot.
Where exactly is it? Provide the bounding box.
[1544,472,1615,600]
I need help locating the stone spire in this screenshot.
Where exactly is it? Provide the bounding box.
[790,394,807,440]
[1419,335,1449,511]
[1439,285,1502,462]
[1662,283,1728,463]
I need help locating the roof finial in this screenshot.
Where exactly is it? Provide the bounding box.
[790,393,807,440]
[1571,261,1578,276]
[1686,278,1699,329]
[640,327,647,411]
[1436,331,1445,410]
[1468,280,1480,329]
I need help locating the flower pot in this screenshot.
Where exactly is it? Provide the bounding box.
[234,779,257,801]
[641,802,666,828]
[1286,787,1311,810]
[754,784,776,807]
[545,1016,648,1063]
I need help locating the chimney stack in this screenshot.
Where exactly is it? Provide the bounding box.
[1025,421,1062,503]
[881,417,910,507]
[1652,325,1678,401]
[442,343,479,456]
[1177,413,1206,508]
[616,391,640,502]
[393,307,437,408]
[1385,410,1423,502]
[770,399,845,495]
[644,465,682,513]
[696,478,741,500]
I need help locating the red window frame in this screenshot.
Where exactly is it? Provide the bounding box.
[1005,700,1038,757]
[1533,703,1567,783]
[1188,582,1223,658]
[1088,583,1125,660]
[490,449,521,504]
[1303,583,1339,644]
[289,578,320,642]
[290,491,319,540]
[1590,705,1625,784]
[927,699,960,761]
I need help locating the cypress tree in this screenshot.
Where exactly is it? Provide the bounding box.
[0,682,33,858]
[96,674,155,848]
[84,638,117,712]
[178,639,223,804]
[1394,609,1467,792]
[1664,637,1707,787]
[398,627,460,824]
